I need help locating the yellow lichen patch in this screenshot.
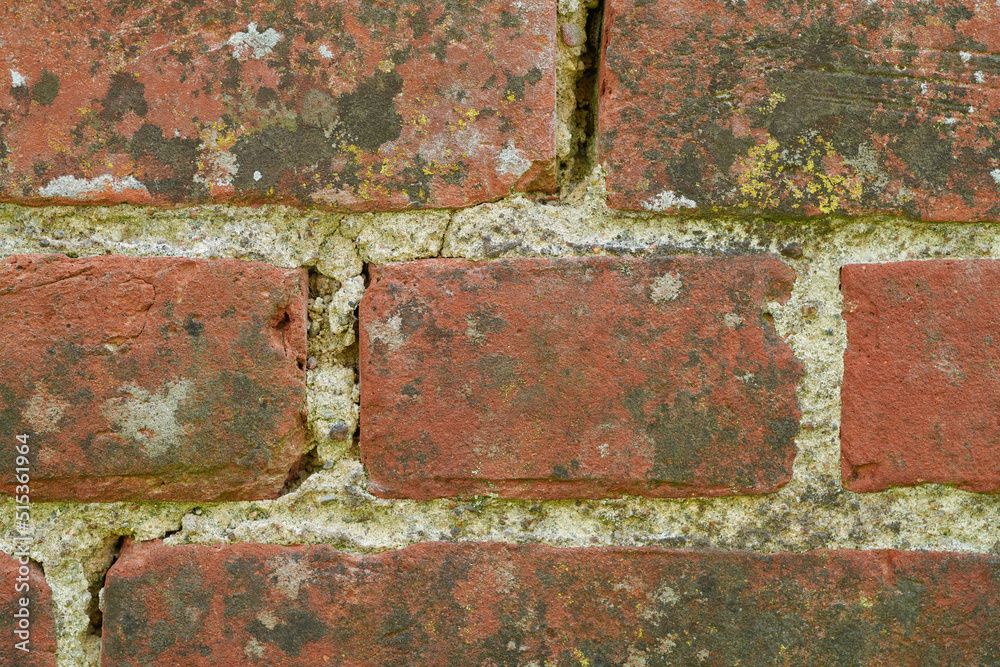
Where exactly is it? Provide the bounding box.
[758,91,786,114]
[733,132,863,214]
[734,137,783,209]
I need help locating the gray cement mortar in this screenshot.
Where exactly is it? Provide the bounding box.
[2,6,1000,663]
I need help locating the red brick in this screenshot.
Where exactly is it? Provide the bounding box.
[0,556,56,667]
[0,1,555,210]
[101,541,1000,666]
[599,0,1000,221]
[360,256,802,499]
[842,259,1000,493]
[0,254,307,501]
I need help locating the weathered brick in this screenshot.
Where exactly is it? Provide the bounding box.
[102,541,1000,666]
[0,556,56,666]
[0,0,555,210]
[842,259,1000,493]
[360,256,802,499]
[599,0,1000,221]
[0,254,307,501]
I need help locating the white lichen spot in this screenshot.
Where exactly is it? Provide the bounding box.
[318,45,333,59]
[228,23,283,61]
[267,557,312,599]
[184,605,203,625]
[658,636,677,654]
[652,584,679,607]
[943,117,959,125]
[253,170,263,182]
[100,380,192,457]
[195,150,237,188]
[244,638,265,659]
[624,647,648,667]
[639,583,680,621]
[724,313,744,329]
[650,273,682,304]
[960,51,972,63]
[256,610,279,630]
[38,174,148,199]
[193,126,238,188]
[465,314,486,343]
[641,190,697,211]
[496,144,532,178]
[10,69,26,87]
[696,649,710,662]
[24,382,69,434]
[975,71,985,83]
[991,169,1000,185]
[920,82,929,95]
[367,315,406,351]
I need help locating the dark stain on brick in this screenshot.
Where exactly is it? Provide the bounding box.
[409,7,432,38]
[129,123,201,199]
[203,370,281,469]
[503,67,543,102]
[766,417,800,456]
[942,3,975,26]
[103,563,213,663]
[182,316,204,338]
[477,354,518,389]
[98,72,148,123]
[627,388,733,486]
[400,154,434,204]
[467,306,508,340]
[221,57,242,94]
[229,70,406,199]
[246,609,328,656]
[255,86,278,106]
[231,125,336,194]
[498,9,522,28]
[31,70,60,106]
[299,89,338,129]
[336,70,403,152]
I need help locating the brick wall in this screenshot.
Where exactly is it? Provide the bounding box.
[2,0,1000,664]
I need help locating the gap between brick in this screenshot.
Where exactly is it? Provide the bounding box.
[559,0,605,197]
[86,535,126,640]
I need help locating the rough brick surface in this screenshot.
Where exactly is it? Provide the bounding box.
[0,0,555,210]
[0,254,308,501]
[102,541,1000,666]
[0,556,56,667]
[842,259,1000,493]
[360,256,802,499]
[599,0,1000,221]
